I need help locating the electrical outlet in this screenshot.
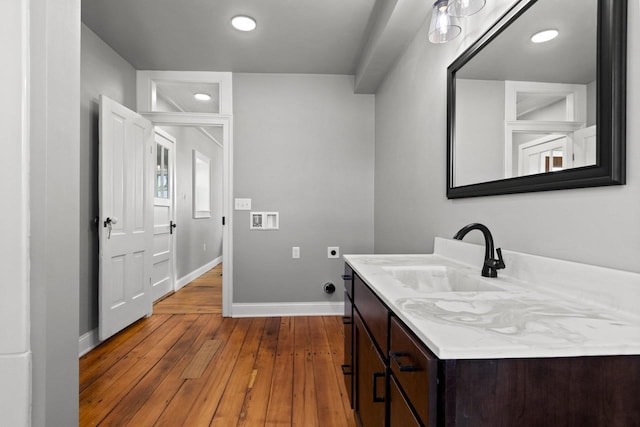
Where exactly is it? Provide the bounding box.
[327,246,340,259]
[292,246,300,259]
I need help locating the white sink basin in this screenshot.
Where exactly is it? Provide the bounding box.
[381,265,503,292]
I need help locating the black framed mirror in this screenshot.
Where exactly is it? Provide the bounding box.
[447,0,626,199]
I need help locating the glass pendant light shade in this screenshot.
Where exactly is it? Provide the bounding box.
[428,0,462,44]
[447,0,486,17]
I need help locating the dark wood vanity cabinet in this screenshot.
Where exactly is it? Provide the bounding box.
[437,356,640,427]
[343,266,640,427]
[351,271,389,427]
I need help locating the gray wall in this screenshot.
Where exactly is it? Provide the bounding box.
[159,126,224,278]
[454,79,505,186]
[374,0,640,274]
[80,24,137,336]
[233,73,375,303]
[30,0,81,425]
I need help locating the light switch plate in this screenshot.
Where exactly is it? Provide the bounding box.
[235,198,251,210]
[292,246,300,259]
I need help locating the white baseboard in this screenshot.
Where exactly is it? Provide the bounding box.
[79,328,100,357]
[176,256,222,291]
[232,301,344,318]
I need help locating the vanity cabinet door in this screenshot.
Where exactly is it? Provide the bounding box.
[342,291,354,407]
[389,316,437,426]
[389,375,421,427]
[354,312,386,427]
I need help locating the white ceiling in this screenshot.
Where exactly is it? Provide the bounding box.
[457,0,597,84]
[82,0,432,93]
[81,0,378,75]
[82,0,598,93]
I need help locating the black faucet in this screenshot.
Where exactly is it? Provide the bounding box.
[453,223,506,278]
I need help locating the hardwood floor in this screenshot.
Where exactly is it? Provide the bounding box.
[79,266,355,426]
[154,264,223,314]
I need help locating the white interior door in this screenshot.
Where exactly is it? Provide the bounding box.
[518,134,568,176]
[99,95,154,341]
[152,128,176,301]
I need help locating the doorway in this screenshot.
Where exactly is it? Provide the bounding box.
[145,117,233,317]
[152,123,226,313]
[137,70,234,317]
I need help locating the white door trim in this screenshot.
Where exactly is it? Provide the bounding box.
[1,0,31,423]
[142,113,233,317]
[136,71,233,115]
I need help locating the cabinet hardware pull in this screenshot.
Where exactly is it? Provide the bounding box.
[372,372,385,403]
[390,351,420,372]
[341,274,352,281]
[342,316,353,325]
[341,364,352,376]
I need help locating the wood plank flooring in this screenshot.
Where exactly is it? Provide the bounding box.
[79,266,355,426]
[154,264,222,314]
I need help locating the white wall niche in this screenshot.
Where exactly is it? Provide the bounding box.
[250,212,279,230]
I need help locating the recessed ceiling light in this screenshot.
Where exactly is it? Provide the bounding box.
[531,29,559,43]
[231,15,257,32]
[194,93,211,101]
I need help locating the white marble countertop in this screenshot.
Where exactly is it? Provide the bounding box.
[344,238,640,359]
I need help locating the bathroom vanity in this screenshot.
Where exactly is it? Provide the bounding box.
[342,238,640,427]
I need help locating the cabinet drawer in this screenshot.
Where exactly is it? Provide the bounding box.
[390,316,437,426]
[389,375,421,427]
[354,273,388,355]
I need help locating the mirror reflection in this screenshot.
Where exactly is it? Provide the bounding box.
[452,0,597,187]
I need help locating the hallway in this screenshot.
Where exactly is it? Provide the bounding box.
[154,264,223,315]
[79,267,355,426]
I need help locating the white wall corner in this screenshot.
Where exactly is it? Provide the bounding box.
[79,329,100,357]
[354,0,430,93]
[232,302,344,318]
[0,353,31,426]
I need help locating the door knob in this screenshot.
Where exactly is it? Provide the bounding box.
[103,217,118,239]
[103,217,118,227]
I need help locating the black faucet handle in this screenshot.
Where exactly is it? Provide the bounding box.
[484,248,506,271]
[495,248,506,269]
